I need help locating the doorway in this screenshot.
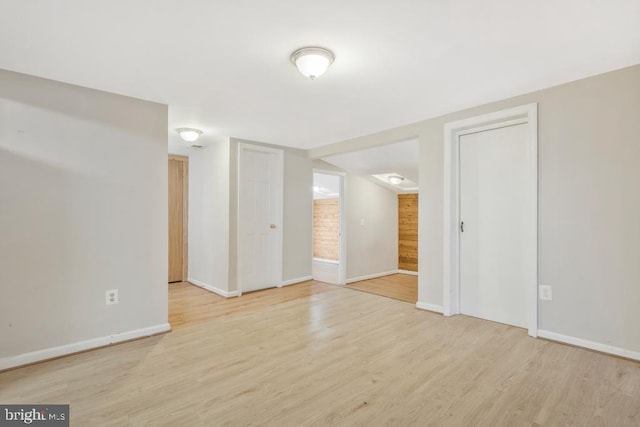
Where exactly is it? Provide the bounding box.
[318,138,420,302]
[168,155,188,283]
[443,104,538,336]
[237,143,284,293]
[312,171,345,285]
[460,123,528,328]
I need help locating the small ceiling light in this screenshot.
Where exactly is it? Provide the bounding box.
[290,47,335,80]
[388,175,405,185]
[176,128,202,142]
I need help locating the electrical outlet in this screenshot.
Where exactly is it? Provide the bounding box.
[539,285,552,301]
[105,289,119,306]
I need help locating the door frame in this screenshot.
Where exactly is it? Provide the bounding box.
[312,169,347,285]
[237,143,284,294]
[169,154,189,282]
[443,103,538,337]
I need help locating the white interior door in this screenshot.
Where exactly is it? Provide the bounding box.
[459,123,529,328]
[238,144,283,293]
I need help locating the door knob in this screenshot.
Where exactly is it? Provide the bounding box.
[270,224,277,229]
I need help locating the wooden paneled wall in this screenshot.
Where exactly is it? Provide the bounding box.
[398,194,418,271]
[313,198,340,260]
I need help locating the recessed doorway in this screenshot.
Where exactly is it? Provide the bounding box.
[168,154,188,283]
[312,171,346,285]
[318,138,420,303]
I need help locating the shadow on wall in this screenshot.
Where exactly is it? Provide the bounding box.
[0,147,83,352]
[0,69,162,139]
[0,145,160,356]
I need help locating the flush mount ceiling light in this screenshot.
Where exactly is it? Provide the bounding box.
[388,175,405,185]
[372,173,418,191]
[176,128,202,142]
[290,47,335,80]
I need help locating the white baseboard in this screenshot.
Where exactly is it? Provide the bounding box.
[188,278,239,298]
[398,269,418,276]
[346,270,398,284]
[0,323,170,371]
[538,330,640,361]
[312,258,339,265]
[415,301,444,314]
[279,276,313,287]
[312,258,340,285]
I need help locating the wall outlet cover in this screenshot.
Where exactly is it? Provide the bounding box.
[539,285,552,301]
[105,289,119,305]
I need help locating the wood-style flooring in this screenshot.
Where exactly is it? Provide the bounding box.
[347,273,417,303]
[169,281,335,330]
[2,281,639,426]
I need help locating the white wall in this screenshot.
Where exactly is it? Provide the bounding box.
[283,148,314,281]
[0,69,168,362]
[345,175,398,280]
[186,140,231,293]
[310,65,640,354]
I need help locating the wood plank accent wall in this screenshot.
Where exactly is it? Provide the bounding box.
[313,198,340,261]
[398,193,418,272]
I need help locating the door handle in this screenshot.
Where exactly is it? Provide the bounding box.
[460,221,464,233]
[270,224,277,229]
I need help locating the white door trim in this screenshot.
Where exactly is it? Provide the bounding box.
[443,103,538,337]
[312,168,347,285]
[237,143,284,294]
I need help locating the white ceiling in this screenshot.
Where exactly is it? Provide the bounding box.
[323,138,419,180]
[323,138,419,192]
[0,1,638,150]
[313,173,340,199]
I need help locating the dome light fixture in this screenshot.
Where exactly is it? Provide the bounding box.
[176,128,202,142]
[290,47,335,80]
[388,175,405,185]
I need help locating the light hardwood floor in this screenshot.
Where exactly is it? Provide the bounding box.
[347,273,417,303]
[169,281,335,329]
[2,281,639,426]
